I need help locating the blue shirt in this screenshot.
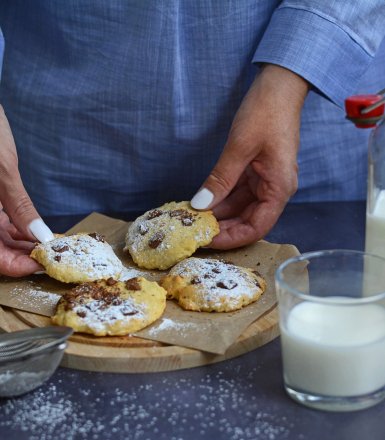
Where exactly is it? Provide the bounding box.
[0,1,384,216]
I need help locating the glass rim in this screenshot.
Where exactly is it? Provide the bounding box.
[275,249,385,304]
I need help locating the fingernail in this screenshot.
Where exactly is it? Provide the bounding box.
[33,271,46,275]
[191,188,214,210]
[29,219,55,243]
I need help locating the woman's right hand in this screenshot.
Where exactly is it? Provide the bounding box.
[0,105,53,276]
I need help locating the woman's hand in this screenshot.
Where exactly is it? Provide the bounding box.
[191,64,310,249]
[0,105,53,276]
[0,207,43,276]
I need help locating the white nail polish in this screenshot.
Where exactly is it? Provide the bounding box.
[191,188,214,209]
[29,219,55,243]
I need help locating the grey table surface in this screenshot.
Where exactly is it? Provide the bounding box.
[1,201,383,440]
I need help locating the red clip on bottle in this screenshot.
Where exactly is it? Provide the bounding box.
[345,94,385,256]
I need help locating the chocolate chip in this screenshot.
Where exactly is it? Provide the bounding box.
[169,209,196,226]
[76,310,86,318]
[51,245,69,253]
[121,308,138,316]
[88,232,105,242]
[106,277,117,286]
[191,276,202,285]
[169,209,186,217]
[212,268,221,274]
[54,255,61,262]
[216,280,238,290]
[148,231,165,249]
[147,209,163,220]
[125,278,141,291]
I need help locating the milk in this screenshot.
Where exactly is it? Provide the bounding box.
[281,301,385,396]
[366,189,385,257]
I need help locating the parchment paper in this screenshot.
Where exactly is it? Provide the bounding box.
[0,212,300,354]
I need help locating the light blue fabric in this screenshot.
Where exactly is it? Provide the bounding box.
[0,1,384,216]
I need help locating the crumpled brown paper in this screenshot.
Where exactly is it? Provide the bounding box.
[1,212,300,354]
[68,213,299,354]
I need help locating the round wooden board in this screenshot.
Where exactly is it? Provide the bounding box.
[0,305,279,373]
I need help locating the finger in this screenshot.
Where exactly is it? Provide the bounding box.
[0,107,54,243]
[2,255,43,277]
[0,228,37,251]
[191,142,254,210]
[212,184,255,220]
[209,199,285,250]
[0,209,40,247]
[0,178,54,242]
[0,246,43,277]
[0,210,34,242]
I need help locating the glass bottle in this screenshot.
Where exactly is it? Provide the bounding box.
[345,94,385,257]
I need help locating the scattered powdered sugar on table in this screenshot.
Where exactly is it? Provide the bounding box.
[0,368,299,440]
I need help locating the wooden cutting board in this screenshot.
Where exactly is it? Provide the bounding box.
[0,213,294,373]
[0,304,279,373]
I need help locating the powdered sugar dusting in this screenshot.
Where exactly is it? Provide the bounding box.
[168,257,263,310]
[126,202,216,254]
[0,368,297,439]
[35,234,123,280]
[10,286,60,309]
[147,318,196,338]
[72,299,145,333]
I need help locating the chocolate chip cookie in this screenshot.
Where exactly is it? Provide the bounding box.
[52,277,167,336]
[160,257,266,312]
[31,233,123,283]
[124,201,220,270]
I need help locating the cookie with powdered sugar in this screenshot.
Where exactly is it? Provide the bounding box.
[52,277,167,336]
[124,201,219,270]
[160,257,266,312]
[31,233,123,283]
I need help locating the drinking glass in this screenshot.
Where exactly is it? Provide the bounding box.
[275,250,385,411]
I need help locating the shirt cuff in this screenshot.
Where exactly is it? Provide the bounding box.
[252,7,374,107]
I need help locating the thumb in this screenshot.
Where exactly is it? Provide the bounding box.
[0,175,54,243]
[191,144,250,210]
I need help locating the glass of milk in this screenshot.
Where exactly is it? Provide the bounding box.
[275,249,385,412]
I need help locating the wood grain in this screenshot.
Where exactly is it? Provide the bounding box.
[0,213,290,373]
[0,305,279,373]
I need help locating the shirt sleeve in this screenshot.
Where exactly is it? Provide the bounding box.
[252,1,385,107]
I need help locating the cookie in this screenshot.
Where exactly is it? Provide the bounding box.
[52,277,167,336]
[31,233,123,283]
[160,257,266,312]
[124,201,220,270]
